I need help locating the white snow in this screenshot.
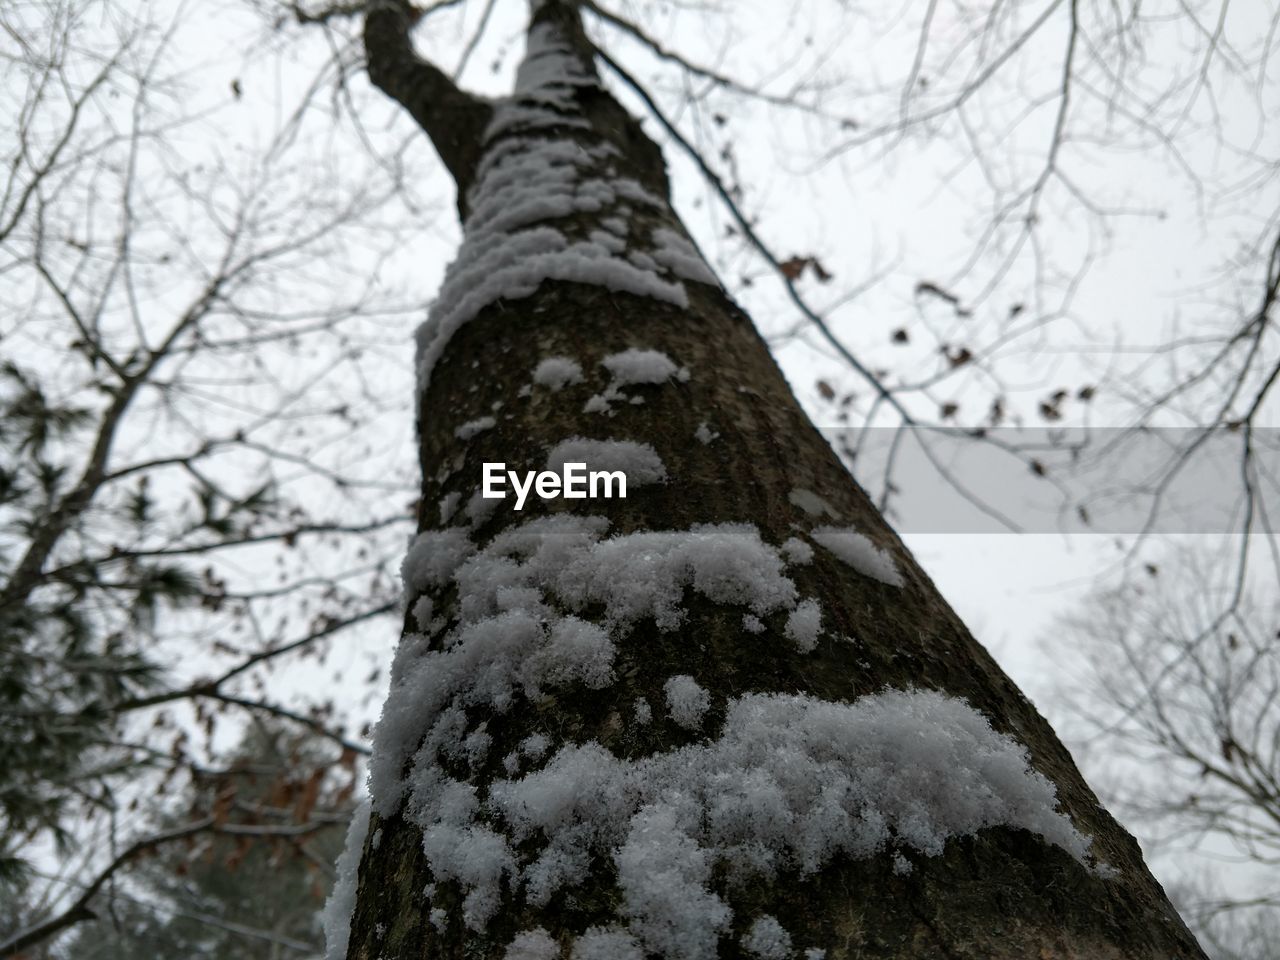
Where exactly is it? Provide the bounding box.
[439,491,462,524]
[525,615,617,694]
[780,537,814,565]
[559,525,798,630]
[456,416,497,440]
[479,688,1093,955]
[378,526,1100,953]
[742,916,792,960]
[521,733,551,758]
[465,725,492,767]
[694,422,719,444]
[375,517,806,821]
[616,803,732,960]
[401,528,475,593]
[372,517,812,838]
[321,799,370,960]
[590,229,627,254]
[583,349,689,414]
[583,393,613,415]
[633,698,652,724]
[412,595,435,632]
[602,348,680,385]
[742,614,765,634]
[506,928,561,960]
[650,227,720,287]
[599,215,629,236]
[572,927,645,960]
[533,356,584,391]
[663,675,711,730]
[784,599,822,653]
[545,437,667,486]
[466,488,501,527]
[810,526,904,587]
[788,489,839,518]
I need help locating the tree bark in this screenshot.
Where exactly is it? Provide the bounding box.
[339,2,1207,958]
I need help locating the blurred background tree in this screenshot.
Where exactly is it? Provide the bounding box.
[1049,545,1279,958]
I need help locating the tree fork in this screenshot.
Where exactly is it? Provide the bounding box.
[342,2,1207,958]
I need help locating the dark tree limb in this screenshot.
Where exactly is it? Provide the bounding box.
[362,0,492,212]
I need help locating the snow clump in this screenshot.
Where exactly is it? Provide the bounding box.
[810,526,903,587]
[585,348,690,414]
[533,356,584,391]
[455,416,497,440]
[742,916,792,960]
[784,599,822,653]
[780,537,814,565]
[481,688,1094,957]
[321,799,370,960]
[663,674,711,730]
[545,437,667,486]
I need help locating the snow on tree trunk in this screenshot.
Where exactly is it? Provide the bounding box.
[333,3,1207,958]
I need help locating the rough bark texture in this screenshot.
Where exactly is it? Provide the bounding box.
[345,2,1207,958]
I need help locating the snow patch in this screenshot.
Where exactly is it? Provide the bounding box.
[456,416,497,440]
[374,516,805,830]
[534,356,584,391]
[602,348,680,385]
[412,595,435,633]
[439,491,462,524]
[321,799,370,960]
[650,227,720,287]
[402,528,475,593]
[664,674,711,731]
[466,488,502,527]
[742,916,792,960]
[572,926,645,960]
[479,687,1092,955]
[545,437,667,486]
[811,526,903,587]
[521,733,551,758]
[780,537,814,565]
[784,599,822,653]
[413,18,714,400]
[617,803,732,960]
[788,489,839,518]
[585,348,689,414]
[633,698,652,724]
[506,928,561,960]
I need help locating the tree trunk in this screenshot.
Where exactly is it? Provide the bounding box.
[329,3,1207,958]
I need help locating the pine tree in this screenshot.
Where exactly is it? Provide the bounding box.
[329,2,1209,957]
